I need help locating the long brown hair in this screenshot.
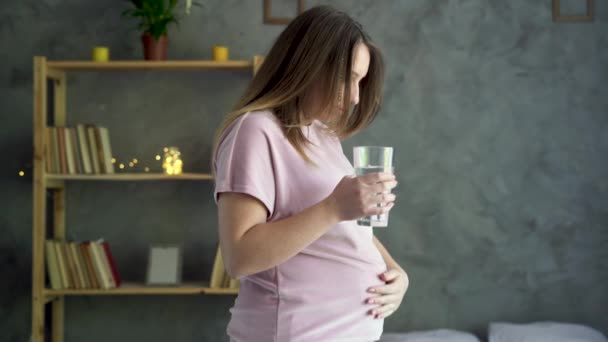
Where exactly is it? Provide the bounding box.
[212,5,384,164]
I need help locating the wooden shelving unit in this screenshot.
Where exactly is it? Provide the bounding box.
[31,56,263,342]
[45,172,214,181]
[44,282,239,296]
[47,60,254,71]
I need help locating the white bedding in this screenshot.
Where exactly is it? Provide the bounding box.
[379,329,481,342]
[489,322,608,342]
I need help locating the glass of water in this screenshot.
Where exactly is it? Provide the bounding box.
[353,146,394,227]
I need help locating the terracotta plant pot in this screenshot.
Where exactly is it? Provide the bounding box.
[142,34,168,60]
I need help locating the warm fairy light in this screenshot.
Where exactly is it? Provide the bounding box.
[129,162,134,167]
[155,155,161,161]
[144,167,150,172]
[132,158,138,164]
[111,158,116,164]
[162,146,183,175]
[18,170,25,176]
[119,163,125,169]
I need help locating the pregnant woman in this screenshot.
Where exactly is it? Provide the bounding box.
[213,5,409,341]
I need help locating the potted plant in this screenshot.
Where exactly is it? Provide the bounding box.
[122,0,199,60]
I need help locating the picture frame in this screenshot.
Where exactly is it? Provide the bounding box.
[146,245,182,286]
[264,0,306,25]
[552,0,595,22]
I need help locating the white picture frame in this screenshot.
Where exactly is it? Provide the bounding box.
[146,245,182,286]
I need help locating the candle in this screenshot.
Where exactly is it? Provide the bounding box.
[92,46,109,62]
[212,46,229,61]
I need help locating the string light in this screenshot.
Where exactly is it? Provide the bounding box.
[58,151,167,174]
[162,147,183,175]
[17,151,166,176]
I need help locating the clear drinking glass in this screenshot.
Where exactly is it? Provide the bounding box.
[353,146,394,227]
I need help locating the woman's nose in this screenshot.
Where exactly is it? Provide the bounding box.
[350,86,359,105]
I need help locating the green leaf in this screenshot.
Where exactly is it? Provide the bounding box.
[123,0,197,37]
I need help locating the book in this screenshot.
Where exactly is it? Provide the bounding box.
[80,242,100,288]
[56,127,68,174]
[209,245,225,288]
[64,128,76,175]
[61,241,79,288]
[88,241,111,289]
[98,127,115,174]
[94,240,116,288]
[45,240,62,289]
[76,124,93,174]
[69,128,83,174]
[100,240,121,287]
[86,126,101,174]
[92,127,107,173]
[53,241,70,288]
[69,242,88,288]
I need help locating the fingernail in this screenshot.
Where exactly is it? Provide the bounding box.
[368,288,375,293]
[367,298,374,304]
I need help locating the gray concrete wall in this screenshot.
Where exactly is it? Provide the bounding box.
[1,0,606,341]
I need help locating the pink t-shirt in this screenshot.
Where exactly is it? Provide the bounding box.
[214,110,387,342]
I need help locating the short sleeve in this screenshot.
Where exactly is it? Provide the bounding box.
[213,113,276,218]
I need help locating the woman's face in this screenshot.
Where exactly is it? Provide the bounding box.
[305,43,370,122]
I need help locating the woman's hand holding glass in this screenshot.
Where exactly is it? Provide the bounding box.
[326,172,397,222]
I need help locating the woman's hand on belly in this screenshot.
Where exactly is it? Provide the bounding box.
[365,268,409,319]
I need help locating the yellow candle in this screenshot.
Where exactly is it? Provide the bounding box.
[92,46,109,62]
[212,46,229,61]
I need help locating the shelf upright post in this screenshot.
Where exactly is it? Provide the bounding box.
[50,63,67,342]
[32,56,48,342]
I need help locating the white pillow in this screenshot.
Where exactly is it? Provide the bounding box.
[489,321,608,342]
[379,329,481,342]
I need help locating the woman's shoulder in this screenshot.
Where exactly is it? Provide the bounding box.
[233,110,282,133]
[218,110,284,149]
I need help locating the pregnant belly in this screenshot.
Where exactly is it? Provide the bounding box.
[274,250,386,340]
[278,248,386,303]
[230,224,388,341]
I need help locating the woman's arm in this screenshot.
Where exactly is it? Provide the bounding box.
[218,172,397,279]
[218,192,339,278]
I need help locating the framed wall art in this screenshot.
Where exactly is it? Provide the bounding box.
[264,0,306,25]
[553,0,595,22]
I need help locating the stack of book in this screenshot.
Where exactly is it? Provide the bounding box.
[46,124,115,174]
[45,239,121,290]
[209,245,239,289]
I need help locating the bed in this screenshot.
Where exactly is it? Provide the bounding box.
[378,321,607,342]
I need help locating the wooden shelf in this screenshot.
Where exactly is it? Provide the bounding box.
[44,282,238,296]
[45,172,213,181]
[31,55,262,342]
[46,60,253,71]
